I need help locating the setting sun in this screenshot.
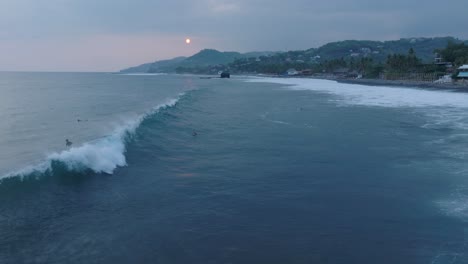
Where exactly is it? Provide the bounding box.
[185,38,191,44]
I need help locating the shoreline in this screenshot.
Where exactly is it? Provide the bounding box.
[335,78,468,92]
[236,73,468,91]
[123,72,468,93]
[241,72,468,91]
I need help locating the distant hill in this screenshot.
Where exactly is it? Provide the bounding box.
[120,49,278,73]
[181,49,242,67]
[120,37,467,73]
[147,57,187,73]
[120,57,186,73]
[307,37,465,63]
[119,62,154,73]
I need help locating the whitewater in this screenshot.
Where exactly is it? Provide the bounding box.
[247,77,468,223]
[0,72,193,179]
[2,97,181,179]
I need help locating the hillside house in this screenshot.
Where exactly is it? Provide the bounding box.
[434,53,453,66]
[360,48,371,54]
[299,69,313,75]
[287,68,299,76]
[333,68,349,78]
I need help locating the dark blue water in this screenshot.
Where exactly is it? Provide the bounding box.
[1,74,468,263]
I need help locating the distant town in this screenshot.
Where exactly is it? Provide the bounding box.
[121,37,468,86]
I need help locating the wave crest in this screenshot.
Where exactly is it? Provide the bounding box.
[1,96,182,180]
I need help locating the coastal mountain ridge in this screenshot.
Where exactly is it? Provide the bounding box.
[120,49,277,73]
[306,37,466,63]
[120,37,468,73]
[121,56,187,73]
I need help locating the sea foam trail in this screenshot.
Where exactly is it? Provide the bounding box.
[1,96,182,180]
[246,77,468,135]
[246,77,468,224]
[121,73,168,76]
[245,77,468,108]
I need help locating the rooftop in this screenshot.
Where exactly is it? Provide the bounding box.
[458,64,468,70]
[458,72,468,78]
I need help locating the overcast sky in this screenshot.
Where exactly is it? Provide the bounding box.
[1,0,467,72]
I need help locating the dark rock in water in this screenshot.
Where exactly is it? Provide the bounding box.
[220,72,230,78]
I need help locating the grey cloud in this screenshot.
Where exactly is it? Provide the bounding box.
[0,0,467,71]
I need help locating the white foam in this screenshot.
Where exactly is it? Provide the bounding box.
[1,96,181,179]
[436,185,468,221]
[246,77,468,222]
[271,120,290,125]
[245,77,468,109]
[120,73,168,76]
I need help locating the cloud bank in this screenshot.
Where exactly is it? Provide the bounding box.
[0,0,466,71]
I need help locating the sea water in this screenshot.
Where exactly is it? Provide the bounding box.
[1,73,468,263]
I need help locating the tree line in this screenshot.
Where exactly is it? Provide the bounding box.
[175,42,468,79]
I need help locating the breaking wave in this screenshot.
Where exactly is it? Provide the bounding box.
[1,95,183,181]
[245,77,468,108]
[247,77,468,224]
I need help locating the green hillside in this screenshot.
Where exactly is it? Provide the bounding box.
[120,57,186,73]
[120,50,277,73]
[308,37,463,63]
[181,49,242,67]
[147,57,187,73]
[119,62,154,73]
[120,37,467,74]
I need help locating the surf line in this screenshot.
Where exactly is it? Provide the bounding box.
[1,93,188,181]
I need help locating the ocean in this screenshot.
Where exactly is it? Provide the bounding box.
[1,72,468,264]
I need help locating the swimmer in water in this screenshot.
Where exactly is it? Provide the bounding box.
[65,139,72,147]
[192,131,198,136]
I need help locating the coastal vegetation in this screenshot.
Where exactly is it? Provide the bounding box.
[227,40,467,82]
[436,42,468,66]
[121,49,276,74]
[120,37,468,82]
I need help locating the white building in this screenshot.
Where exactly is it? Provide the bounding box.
[287,69,299,76]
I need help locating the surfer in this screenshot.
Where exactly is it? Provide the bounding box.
[65,139,73,147]
[192,131,198,136]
